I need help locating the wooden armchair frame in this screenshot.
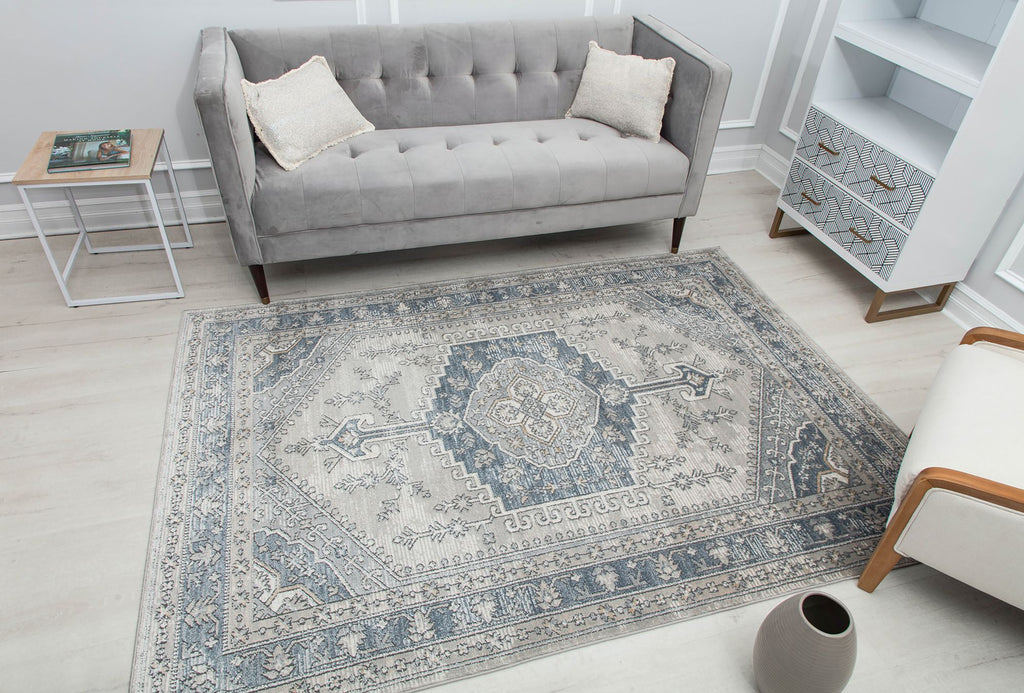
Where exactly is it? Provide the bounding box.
[858,326,1024,593]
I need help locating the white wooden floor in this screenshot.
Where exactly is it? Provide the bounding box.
[2,171,1022,692]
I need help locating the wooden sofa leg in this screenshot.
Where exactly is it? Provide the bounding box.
[249,265,270,305]
[670,217,686,254]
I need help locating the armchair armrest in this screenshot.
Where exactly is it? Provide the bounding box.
[632,15,731,218]
[858,467,1024,594]
[194,27,262,265]
[961,326,1024,350]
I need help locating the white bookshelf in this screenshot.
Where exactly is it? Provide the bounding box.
[814,96,955,176]
[834,18,994,96]
[773,0,1024,322]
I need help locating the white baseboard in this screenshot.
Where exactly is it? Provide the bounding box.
[0,189,225,241]
[942,283,1024,332]
[708,144,764,175]
[754,146,789,189]
[708,143,787,188]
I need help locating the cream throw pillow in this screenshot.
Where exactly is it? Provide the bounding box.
[241,55,374,171]
[566,41,676,141]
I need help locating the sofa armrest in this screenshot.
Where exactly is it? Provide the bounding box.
[194,27,262,265]
[632,15,731,219]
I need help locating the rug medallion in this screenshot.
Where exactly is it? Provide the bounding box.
[132,250,905,692]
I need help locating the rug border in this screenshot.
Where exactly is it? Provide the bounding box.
[129,247,907,692]
[130,308,205,692]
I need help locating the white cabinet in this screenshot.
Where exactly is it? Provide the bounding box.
[772,0,1024,321]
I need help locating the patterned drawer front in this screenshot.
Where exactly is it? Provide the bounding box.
[795,108,851,179]
[797,107,934,229]
[781,158,842,229]
[822,193,908,281]
[782,158,907,280]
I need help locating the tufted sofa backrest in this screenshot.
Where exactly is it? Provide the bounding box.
[229,16,634,130]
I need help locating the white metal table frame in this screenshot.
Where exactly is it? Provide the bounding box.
[16,134,193,307]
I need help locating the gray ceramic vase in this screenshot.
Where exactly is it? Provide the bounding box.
[752,591,857,693]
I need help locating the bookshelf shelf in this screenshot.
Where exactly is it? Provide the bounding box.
[835,18,995,97]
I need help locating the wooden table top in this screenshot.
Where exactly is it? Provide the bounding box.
[12,128,164,186]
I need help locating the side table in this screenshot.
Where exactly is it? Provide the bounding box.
[13,129,192,307]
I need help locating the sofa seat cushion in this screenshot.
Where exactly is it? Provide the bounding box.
[250,118,689,236]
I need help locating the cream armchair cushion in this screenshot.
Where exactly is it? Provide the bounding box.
[890,340,1024,516]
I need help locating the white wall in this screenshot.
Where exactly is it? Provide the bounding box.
[1,0,363,170]
[0,0,783,172]
[952,176,1024,331]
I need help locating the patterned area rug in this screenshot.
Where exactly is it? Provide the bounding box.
[132,249,905,692]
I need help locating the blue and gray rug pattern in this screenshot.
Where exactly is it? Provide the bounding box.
[132,249,904,692]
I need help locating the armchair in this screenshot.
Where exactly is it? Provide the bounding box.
[858,327,1024,609]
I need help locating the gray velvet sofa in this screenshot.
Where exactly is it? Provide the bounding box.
[195,15,731,303]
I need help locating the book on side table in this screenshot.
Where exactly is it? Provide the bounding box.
[47,129,132,173]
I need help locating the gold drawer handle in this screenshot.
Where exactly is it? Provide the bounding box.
[848,226,873,244]
[870,174,895,191]
[817,142,840,156]
[801,191,821,206]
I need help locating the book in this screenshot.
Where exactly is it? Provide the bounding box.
[47,129,132,173]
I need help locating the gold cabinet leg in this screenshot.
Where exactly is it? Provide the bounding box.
[768,207,807,238]
[864,283,956,323]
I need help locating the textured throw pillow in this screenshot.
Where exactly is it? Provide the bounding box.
[566,41,676,141]
[240,55,374,171]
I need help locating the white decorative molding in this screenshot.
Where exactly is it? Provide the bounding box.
[388,0,399,24]
[613,0,622,14]
[719,0,791,130]
[996,224,1024,294]
[355,0,367,25]
[942,283,1024,332]
[779,0,830,141]
[584,0,594,17]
